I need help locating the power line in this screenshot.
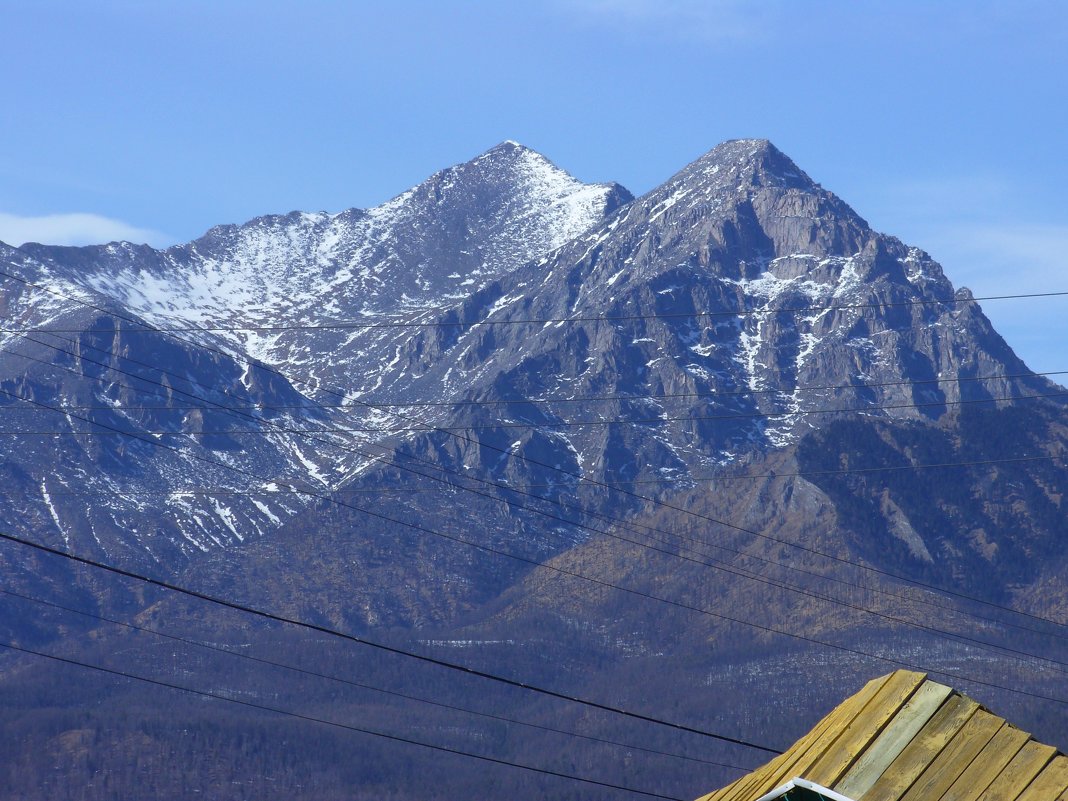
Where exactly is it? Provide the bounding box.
[5,292,1068,715]
[9,325,1068,650]
[19,368,1067,411]
[1,266,1065,331]
[31,452,1066,495]
[6,363,1068,721]
[6,334,1064,488]
[17,430,1068,675]
[9,275,1068,644]
[20,380,1068,657]
[9,388,1066,435]
[369,391,1068,432]
[7,217,1068,769]
[0,529,783,754]
[615,453,1066,485]
[5,525,1068,711]
[43,309,1042,739]
[0,640,687,801]
[21,375,1065,652]
[9,336,1068,656]
[0,587,749,772]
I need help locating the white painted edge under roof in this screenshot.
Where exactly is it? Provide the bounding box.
[753,778,859,801]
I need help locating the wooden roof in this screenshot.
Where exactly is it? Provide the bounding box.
[697,670,1068,801]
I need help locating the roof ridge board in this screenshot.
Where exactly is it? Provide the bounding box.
[859,693,981,801]
[806,671,930,787]
[834,680,955,799]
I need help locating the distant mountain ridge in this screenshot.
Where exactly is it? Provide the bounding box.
[1,137,1061,571]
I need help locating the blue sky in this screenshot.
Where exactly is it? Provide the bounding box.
[3,0,1067,370]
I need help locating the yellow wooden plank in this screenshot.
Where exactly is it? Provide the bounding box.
[708,746,791,801]
[709,752,790,801]
[701,748,789,801]
[706,757,781,801]
[860,693,980,801]
[697,737,796,801]
[693,786,726,801]
[697,765,764,801]
[938,723,1031,801]
[707,673,893,801]
[698,772,760,801]
[702,771,763,801]
[720,756,801,801]
[695,786,726,801]
[836,680,954,799]
[1015,755,1068,801]
[899,709,1004,801]
[743,704,867,798]
[976,741,1057,801]
[752,673,897,796]
[804,670,928,787]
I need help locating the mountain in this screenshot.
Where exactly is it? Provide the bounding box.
[2,140,1067,801]
[20,140,631,394]
[0,143,631,569]
[264,139,1065,617]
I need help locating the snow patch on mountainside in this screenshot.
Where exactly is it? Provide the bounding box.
[507,145,620,253]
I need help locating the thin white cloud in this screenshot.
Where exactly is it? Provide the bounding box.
[905,222,1068,294]
[0,212,170,248]
[863,173,1066,291]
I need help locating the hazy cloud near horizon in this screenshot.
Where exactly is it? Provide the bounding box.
[0,212,170,249]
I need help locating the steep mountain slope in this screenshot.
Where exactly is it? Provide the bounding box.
[151,141,1068,742]
[0,243,334,567]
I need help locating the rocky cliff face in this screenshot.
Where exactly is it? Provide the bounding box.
[362,140,1057,506]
